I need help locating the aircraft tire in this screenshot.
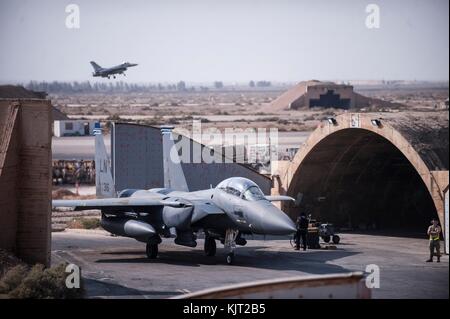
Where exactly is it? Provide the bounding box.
[332,235,340,245]
[204,237,216,256]
[146,243,158,259]
[226,252,234,265]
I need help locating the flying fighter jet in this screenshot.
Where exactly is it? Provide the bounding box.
[90,61,138,79]
[52,123,296,264]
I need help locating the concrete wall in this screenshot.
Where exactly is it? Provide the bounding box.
[0,99,51,266]
[111,123,272,194]
[445,187,449,254]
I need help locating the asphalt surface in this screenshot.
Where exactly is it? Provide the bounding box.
[51,230,449,299]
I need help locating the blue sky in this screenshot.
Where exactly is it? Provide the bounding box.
[0,0,448,83]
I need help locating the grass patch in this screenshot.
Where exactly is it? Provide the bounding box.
[67,218,101,229]
[0,263,84,299]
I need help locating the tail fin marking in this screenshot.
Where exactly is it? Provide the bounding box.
[94,122,116,198]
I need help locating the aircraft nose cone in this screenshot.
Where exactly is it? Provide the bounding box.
[261,206,297,235]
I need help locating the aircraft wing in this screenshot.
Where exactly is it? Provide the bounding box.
[265,195,295,202]
[52,198,191,211]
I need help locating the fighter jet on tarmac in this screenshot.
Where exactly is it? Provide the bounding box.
[90,61,138,79]
[52,124,296,265]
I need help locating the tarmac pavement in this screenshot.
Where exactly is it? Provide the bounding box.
[51,230,449,299]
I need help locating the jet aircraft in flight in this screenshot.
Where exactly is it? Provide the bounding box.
[90,61,138,79]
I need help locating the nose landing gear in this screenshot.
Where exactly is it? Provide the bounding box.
[224,229,239,265]
[226,252,234,265]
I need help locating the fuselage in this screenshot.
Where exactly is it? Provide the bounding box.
[118,177,296,237]
[92,62,138,78]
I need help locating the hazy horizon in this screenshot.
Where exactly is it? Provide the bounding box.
[1,0,448,83]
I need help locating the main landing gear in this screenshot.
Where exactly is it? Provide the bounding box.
[146,243,158,259]
[204,236,217,257]
[145,236,162,259]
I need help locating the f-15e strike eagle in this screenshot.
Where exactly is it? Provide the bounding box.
[90,61,138,79]
[52,123,296,264]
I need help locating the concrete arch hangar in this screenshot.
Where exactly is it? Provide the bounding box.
[280,113,448,234]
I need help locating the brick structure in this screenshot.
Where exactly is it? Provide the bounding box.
[0,89,52,266]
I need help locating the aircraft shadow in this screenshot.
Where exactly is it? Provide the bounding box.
[95,245,360,274]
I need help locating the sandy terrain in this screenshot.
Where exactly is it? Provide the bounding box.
[50,85,448,134]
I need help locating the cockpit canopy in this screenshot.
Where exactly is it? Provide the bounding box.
[216,177,266,201]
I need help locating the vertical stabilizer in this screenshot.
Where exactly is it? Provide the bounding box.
[94,122,116,198]
[90,61,102,72]
[161,126,189,192]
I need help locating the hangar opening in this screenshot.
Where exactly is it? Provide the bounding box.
[287,128,439,232]
[309,90,351,109]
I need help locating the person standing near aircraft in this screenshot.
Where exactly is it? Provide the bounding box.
[295,212,309,251]
[426,219,441,263]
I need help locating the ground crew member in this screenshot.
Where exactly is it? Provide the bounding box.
[426,219,441,263]
[295,212,309,251]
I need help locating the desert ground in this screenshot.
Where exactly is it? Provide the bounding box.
[51,84,449,134]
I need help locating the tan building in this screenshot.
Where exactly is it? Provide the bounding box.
[0,86,52,266]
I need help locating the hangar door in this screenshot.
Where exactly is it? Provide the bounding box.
[110,123,272,194]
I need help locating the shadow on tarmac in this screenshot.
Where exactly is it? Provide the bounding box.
[95,245,360,274]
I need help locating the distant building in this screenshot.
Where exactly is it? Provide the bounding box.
[52,106,69,121]
[54,120,97,137]
[270,80,399,111]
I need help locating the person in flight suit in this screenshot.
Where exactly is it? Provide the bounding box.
[426,219,441,263]
[295,212,309,251]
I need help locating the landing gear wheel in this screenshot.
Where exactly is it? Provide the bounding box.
[226,252,234,265]
[146,243,158,259]
[323,235,331,243]
[204,237,216,257]
[332,235,340,244]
